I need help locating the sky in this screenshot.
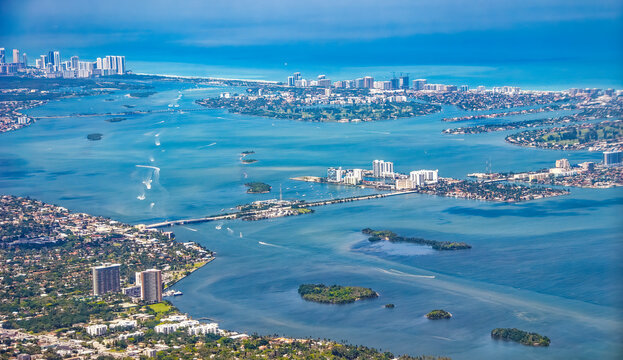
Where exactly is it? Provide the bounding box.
[1,0,622,73]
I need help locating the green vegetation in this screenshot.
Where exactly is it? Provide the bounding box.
[506,120,623,150]
[385,303,395,309]
[87,133,103,140]
[245,182,271,193]
[128,91,156,98]
[362,229,471,250]
[491,328,550,347]
[298,284,378,304]
[241,150,255,155]
[296,207,313,214]
[148,302,173,314]
[198,97,440,122]
[242,158,258,164]
[426,310,452,320]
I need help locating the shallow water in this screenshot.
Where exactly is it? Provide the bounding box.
[0,79,621,359]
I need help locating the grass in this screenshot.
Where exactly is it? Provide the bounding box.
[148,302,172,313]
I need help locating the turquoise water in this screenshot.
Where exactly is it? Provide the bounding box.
[1,79,622,359]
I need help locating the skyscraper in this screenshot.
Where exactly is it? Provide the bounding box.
[22,53,27,66]
[363,76,374,89]
[139,269,162,303]
[412,79,427,91]
[12,49,20,64]
[70,56,79,70]
[399,75,410,89]
[53,51,61,69]
[0,48,5,64]
[116,56,125,74]
[92,263,121,295]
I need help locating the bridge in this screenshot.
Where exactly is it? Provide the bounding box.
[142,190,418,229]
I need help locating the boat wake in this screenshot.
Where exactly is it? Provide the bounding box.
[183,226,198,232]
[258,241,283,248]
[137,193,146,200]
[380,268,435,279]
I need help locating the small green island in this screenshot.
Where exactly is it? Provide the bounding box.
[242,158,258,164]
[491,328,550,347]
[241,150,255,155]
[86,133,103,141]
[426,309,452,320]
[298,284,378,304]
[128,91,156,98]
[245,182,271,193]
[122,104,135,108]
[385,303,395,309]
[362,229,471,251]
[105,117,126,122]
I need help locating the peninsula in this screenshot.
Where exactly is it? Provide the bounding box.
[362,229,471,250]
[0,195,444,360]
[298,284,378,304]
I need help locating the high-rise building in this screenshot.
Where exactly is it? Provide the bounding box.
[0,48,5,64]
[604,151,622,166]
[39,55,47,69]
[412,79,427,91]
[390,77,400,90]
[92,263,121,295]
[399,75,410,89]
[70,56,79,70]
[372,160,394,178]
[116,56,126,74]
[53,51,61,68]
[139,269,162,303]
[22,53,27,66]
[459,85,469,92]
[12,49,20,64]
[287,76,294,86]
[363,76,374,89]
[555,159,570,170]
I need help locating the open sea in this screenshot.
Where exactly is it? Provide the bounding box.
[0,69,622,359]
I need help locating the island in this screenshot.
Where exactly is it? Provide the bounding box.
[245,182,272,193]
[105,117,127,122]
[491,328,551,347]
[196,88,440,123]
[426,310,452,320]
[385,303,395,309]
[298,284,378,304]
[362,229,471,251]
[505,120,622,151]
[241,150,255,155]
[86,133,103,141]
[128,91,157,98]
[242,158,258,164]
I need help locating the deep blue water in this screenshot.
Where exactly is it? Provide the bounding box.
[0,79,622,359]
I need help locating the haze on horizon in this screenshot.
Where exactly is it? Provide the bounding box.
[1,0,622,68]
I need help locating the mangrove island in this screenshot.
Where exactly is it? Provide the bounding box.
[491,328,551,347]
[245,182,272,193]
[298,284,378,304]
[362,229,471,250]
[426,310,452,320]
